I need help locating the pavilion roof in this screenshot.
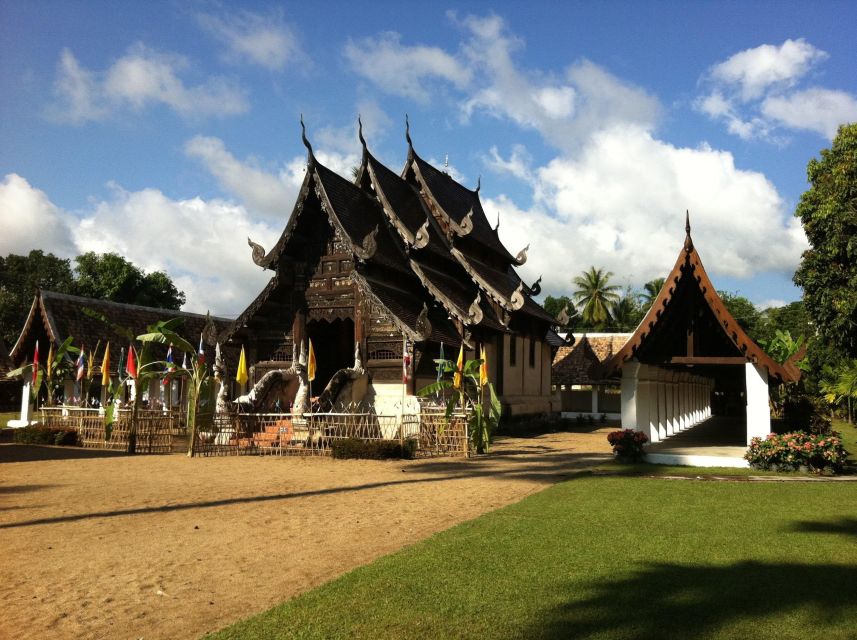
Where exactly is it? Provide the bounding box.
[553,333,632,386]
[602,215,801,383]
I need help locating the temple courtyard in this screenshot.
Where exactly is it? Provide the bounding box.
[0,430,612,640]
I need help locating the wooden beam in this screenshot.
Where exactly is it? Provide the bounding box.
[668,356,748,365]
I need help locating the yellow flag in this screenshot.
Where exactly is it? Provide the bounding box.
[453,344,464,390]
[236,346,249,386]
[46,342,55,380]
[87,348,95,380]
[480,345,488,386]
[101,342,111,387]
[307,339,317,382]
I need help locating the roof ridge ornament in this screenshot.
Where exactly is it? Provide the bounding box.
[475,175,481,194]
[557,304,570,327]
[528,275,542,296]
[494,210,500,232]
[415,303,432,340]
[414,216,430,249]
[357,114,367,151]
[684,209,694,253]
[514,243,529,266]
[510,281,525,310]
[247,237,267,269]
[405,114,413,148]
[354,224,379,261]
[300,114,314,162]
[468,292,484,325]
[458,208,474,235]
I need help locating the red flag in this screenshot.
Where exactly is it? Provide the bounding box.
[402,339,412,383]
[126,345,138,379]
[32,340,39,385]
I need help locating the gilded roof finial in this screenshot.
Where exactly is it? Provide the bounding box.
[357,114,366,150]
[405,114,413,148]
[300,114,314,161]
[684,209,693,253]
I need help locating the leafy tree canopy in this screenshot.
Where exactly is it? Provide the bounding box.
[542,295,575,329]
[718,291,761,339]
[793,122,857,358]
[0,250,185,349]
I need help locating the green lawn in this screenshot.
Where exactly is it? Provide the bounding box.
[206,476,857,640]
[834,419,857,462]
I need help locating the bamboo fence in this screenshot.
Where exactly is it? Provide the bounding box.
[40,407,175,454]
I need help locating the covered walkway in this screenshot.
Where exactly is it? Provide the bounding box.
[645,416,748,467]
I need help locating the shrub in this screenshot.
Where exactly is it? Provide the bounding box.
[607,429,648,462]
[745,431,848,474]
[13,425,79,446]
[330,438,417,460]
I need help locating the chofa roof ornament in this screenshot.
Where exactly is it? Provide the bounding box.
[528,276,542,297]
[514,243,529,266]
[510,281,525,310]
[247,237,267,268]
[467,292,484,325]
[415,302,432,340]
[413,216,430,249]
[353,225,379,261]
[556,304,570,327]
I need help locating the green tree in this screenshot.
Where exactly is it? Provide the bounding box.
[793,123,857,358]
[756,300,813,347]
[542,295,576,329]
[74,252,185,310]
[639,277,666,309]
[718,291,762,339]
[572,267,620,329]
[609,288,644,332]
[0,250,75,347]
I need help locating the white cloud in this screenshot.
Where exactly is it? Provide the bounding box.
[344,32,472,102]
[184,135,302,219]
[709,38,827,100]
[484,144,534,184]
[0,174,75,257]
[195,8,306,71]
[761,88,857,139]
[697,38,856,141]
[49,45,248,123]
[487,125,807,302]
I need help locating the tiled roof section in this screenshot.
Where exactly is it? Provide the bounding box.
[11,290,232,365]
[603,224,798,383]
[367,153,428,240]
[313,161,411,277]
[410,153,516,263]
[552,334,631,385]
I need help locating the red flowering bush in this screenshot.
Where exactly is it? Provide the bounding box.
[745,431,848,474]
[607,429,649,462]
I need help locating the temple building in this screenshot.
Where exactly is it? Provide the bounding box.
[222,119,563,417]
[602,214,802,457]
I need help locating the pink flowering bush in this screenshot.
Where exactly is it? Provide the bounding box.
[745,431,849,474]
[607,429,649,462]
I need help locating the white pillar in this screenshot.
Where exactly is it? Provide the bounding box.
[745,363,771,445]
[591,387,599,415]
[640,365,658,443]
[20,381,32,422]
[620,361,640,431]
[677,374,687,431]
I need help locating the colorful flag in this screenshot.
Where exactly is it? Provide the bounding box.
[101,342,111,387]
[402,339,412,383]
[236,346,249,386]
[32,341,39,385]
[480,345,489,386]
[46,342,54,381]
[181,351,188,370]
[198,335,206,365]
[126,345,137,379]
[86,346,95,380]
[163,344,175,385]
[307,339,316,382]
[76,347,86,382]
[453,344,464,390]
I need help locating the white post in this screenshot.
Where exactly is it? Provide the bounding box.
[591,386,599,416]
[20,381,32,423]
[640,365,658,443]
[745,363,771,445]
[665,372,676,437]
[620,361,641,431]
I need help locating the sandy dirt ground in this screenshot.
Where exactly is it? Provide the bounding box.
[0,429,612,640]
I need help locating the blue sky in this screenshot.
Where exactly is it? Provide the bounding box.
[2,1,856,317]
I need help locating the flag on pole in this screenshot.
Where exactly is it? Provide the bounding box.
[46,342,54,380]
[32,341,39,385]
[198,335,206,365]
[181,351,188,370]
[101,342,111,387]
[402,339,412,383]
[86,346,95,380]
[76,347,86,382]
[126,345,137,379]
[307,339,316,382]
[453,344,464,390]
[236,346,249,386]
[163,344,175,385]
[480,345,488,386]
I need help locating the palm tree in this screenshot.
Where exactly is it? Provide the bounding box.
[639,277,666,309]
[572,267,621,328]
[610,289,643,331]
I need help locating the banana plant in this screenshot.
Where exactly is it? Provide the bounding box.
[5,336,80,406]
[418,355,501,454]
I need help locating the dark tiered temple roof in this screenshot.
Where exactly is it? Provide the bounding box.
[234,120,557,346]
